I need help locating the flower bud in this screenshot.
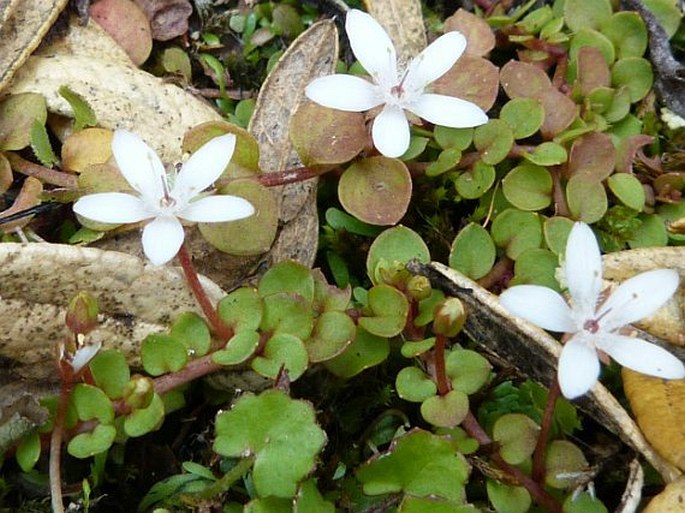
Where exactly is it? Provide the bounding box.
[406,275,432,301]
[122,375,155,410]
[65,291,99,335]
[433,297,466,337]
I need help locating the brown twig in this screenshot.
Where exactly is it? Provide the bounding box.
[5,152,78,188]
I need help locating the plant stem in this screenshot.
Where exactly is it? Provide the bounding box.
[195,455,255,500]
[532,374,561,483]
[5,152,78,188]
[177,243,233,342]
[49,376,73,513]
[461,411,562,513]
[257,166,332,187]
[434,334,450,396]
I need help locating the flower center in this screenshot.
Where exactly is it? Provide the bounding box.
[159,174,176,209]
[582,308,612,334]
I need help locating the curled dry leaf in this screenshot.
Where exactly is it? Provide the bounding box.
[0,242,224,382]
[444,8,495,57]
[364,0,426,63]
[407,260,681,482]
[89,0,152,66]
[0,176,42,233]
[134,0,192,41]
[623,369,685,472]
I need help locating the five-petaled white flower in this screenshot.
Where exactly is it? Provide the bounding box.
[73,130,255,265]
[500,222,684,399]
[304,9,488,158]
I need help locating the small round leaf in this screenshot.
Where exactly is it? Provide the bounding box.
[474,119,514,165]
[218,287,264,332]
[251,333,308,381]
[500,98,544,139]
[141,334,188,376]
[545,440,588,489]
[67,425,117,459]
[366,226,430,284]
[449,223,496,279]
[493,413,540,465]
[454,160,496,199]
[566,176,608,223]
[212,330,260,366]
[324,328,389,378]
[359,285,409,338]
[607,173,645,211]
[396,367,437,403]
[420,390,469,428]
[491,209,543,260]
[502,163,553,211]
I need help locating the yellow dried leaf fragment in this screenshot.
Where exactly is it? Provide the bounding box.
[623,368,685,471]
[643,475,685,513]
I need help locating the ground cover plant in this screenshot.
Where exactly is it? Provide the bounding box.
[0,0,684,512]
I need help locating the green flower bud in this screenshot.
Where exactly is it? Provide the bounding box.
[122,375,155,410]
[65,291,99,335]
[406,275,432,301]
[432,297,466,337]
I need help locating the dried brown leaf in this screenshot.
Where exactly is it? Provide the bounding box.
[364,0,426,62]
[134,0,192,41]
[444,8,495,57]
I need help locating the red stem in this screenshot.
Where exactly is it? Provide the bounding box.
[177,243,233,342]
[532,375,561,483]
[434,334,450,396]
[257,166,332,187]
[461,412,563,513]
[49,367,73,513]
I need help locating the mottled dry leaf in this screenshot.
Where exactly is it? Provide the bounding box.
[643,475,685,512]
[407,261,681,482]
[89,0,152,66]
[134,0,192,41]
[6,19,222,164]
[364,0,426,63]
[603,247,685,346]
[623,369,685,472]
[61,127,114,173]
[0,243,224,381]
[0,176,42,233]
[0,0,69,93]
[444,8,495,57]
[433,54,499,112]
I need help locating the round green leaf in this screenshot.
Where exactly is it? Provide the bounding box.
[306,311,356,362]
[607,173,645,211]
[569,28,615,70]
[486,480,532,513]
[523,142,567,166]
[359,284,409,338]
[643,0,681,37]
[628,214,668,248]
[170,312,211,357]
[611,58,653,102]
[502,163,553,211]
[401,337,436,358]
[500,98,544,139]
[415,290,445,327]
[563,0,612,31]
[324,327,389,378]
[509,248,561,290]
[566,176,608,223]
[396,367,437,403]
[449,223,496,279]
[545,440,588,489]
[426,147,462,177]
[474,119,514,165]
[67,424,116,459]
[71,383,113,424]
[563,492,609,513]
[141,334,188,376]
[454,160,496,199]
[251,333,308,381]
[258,261,314,303]
[434,126,473,150]
[600,12,647,58]
[16,432,41,472]
[544,216,574,255]
[493,413,540,465]
[260,292,314,340]
[124,393,165,438]
[200,179,278,256]
[90,349,130,400]
[214,390,326,498]
[446,349,492,395]
[325,207,384,237]
[218,287,263,332]
[212,330,260,365]
[420,390,469,428]
[339,156,412,225]
[491,209,543,260]
[605,86,632,123]
[366,226,430,284]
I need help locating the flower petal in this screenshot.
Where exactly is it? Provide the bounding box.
[73,193,152,223]
[346,9,397,85]
[112,130,166,202]
[563,222,603,321]
[406,93,488,128]
[598,269,679,331]
[499,285,576,332]
[558,334,600,399]
[141,215,184,265]
[371,105,410,158]
[174,133,236,200]
[305,75,382,111]
[179,195,255,222]
[404,32,466,93]
[598,333,685,379]
[70,341,102,373]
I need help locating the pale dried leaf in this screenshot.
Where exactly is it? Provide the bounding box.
[643,475,685,512]
[602,247,685,346]
[0,0,69,93]
[407,261,682,482]
[0,243,224,381]
[364,0,426,63]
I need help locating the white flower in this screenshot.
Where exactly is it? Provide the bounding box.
[59,337,101,375]
[73,130,255,265]
[500,222,684,399]
[304,9,488,158]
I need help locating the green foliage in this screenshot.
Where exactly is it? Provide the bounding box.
[214,390,326,498]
